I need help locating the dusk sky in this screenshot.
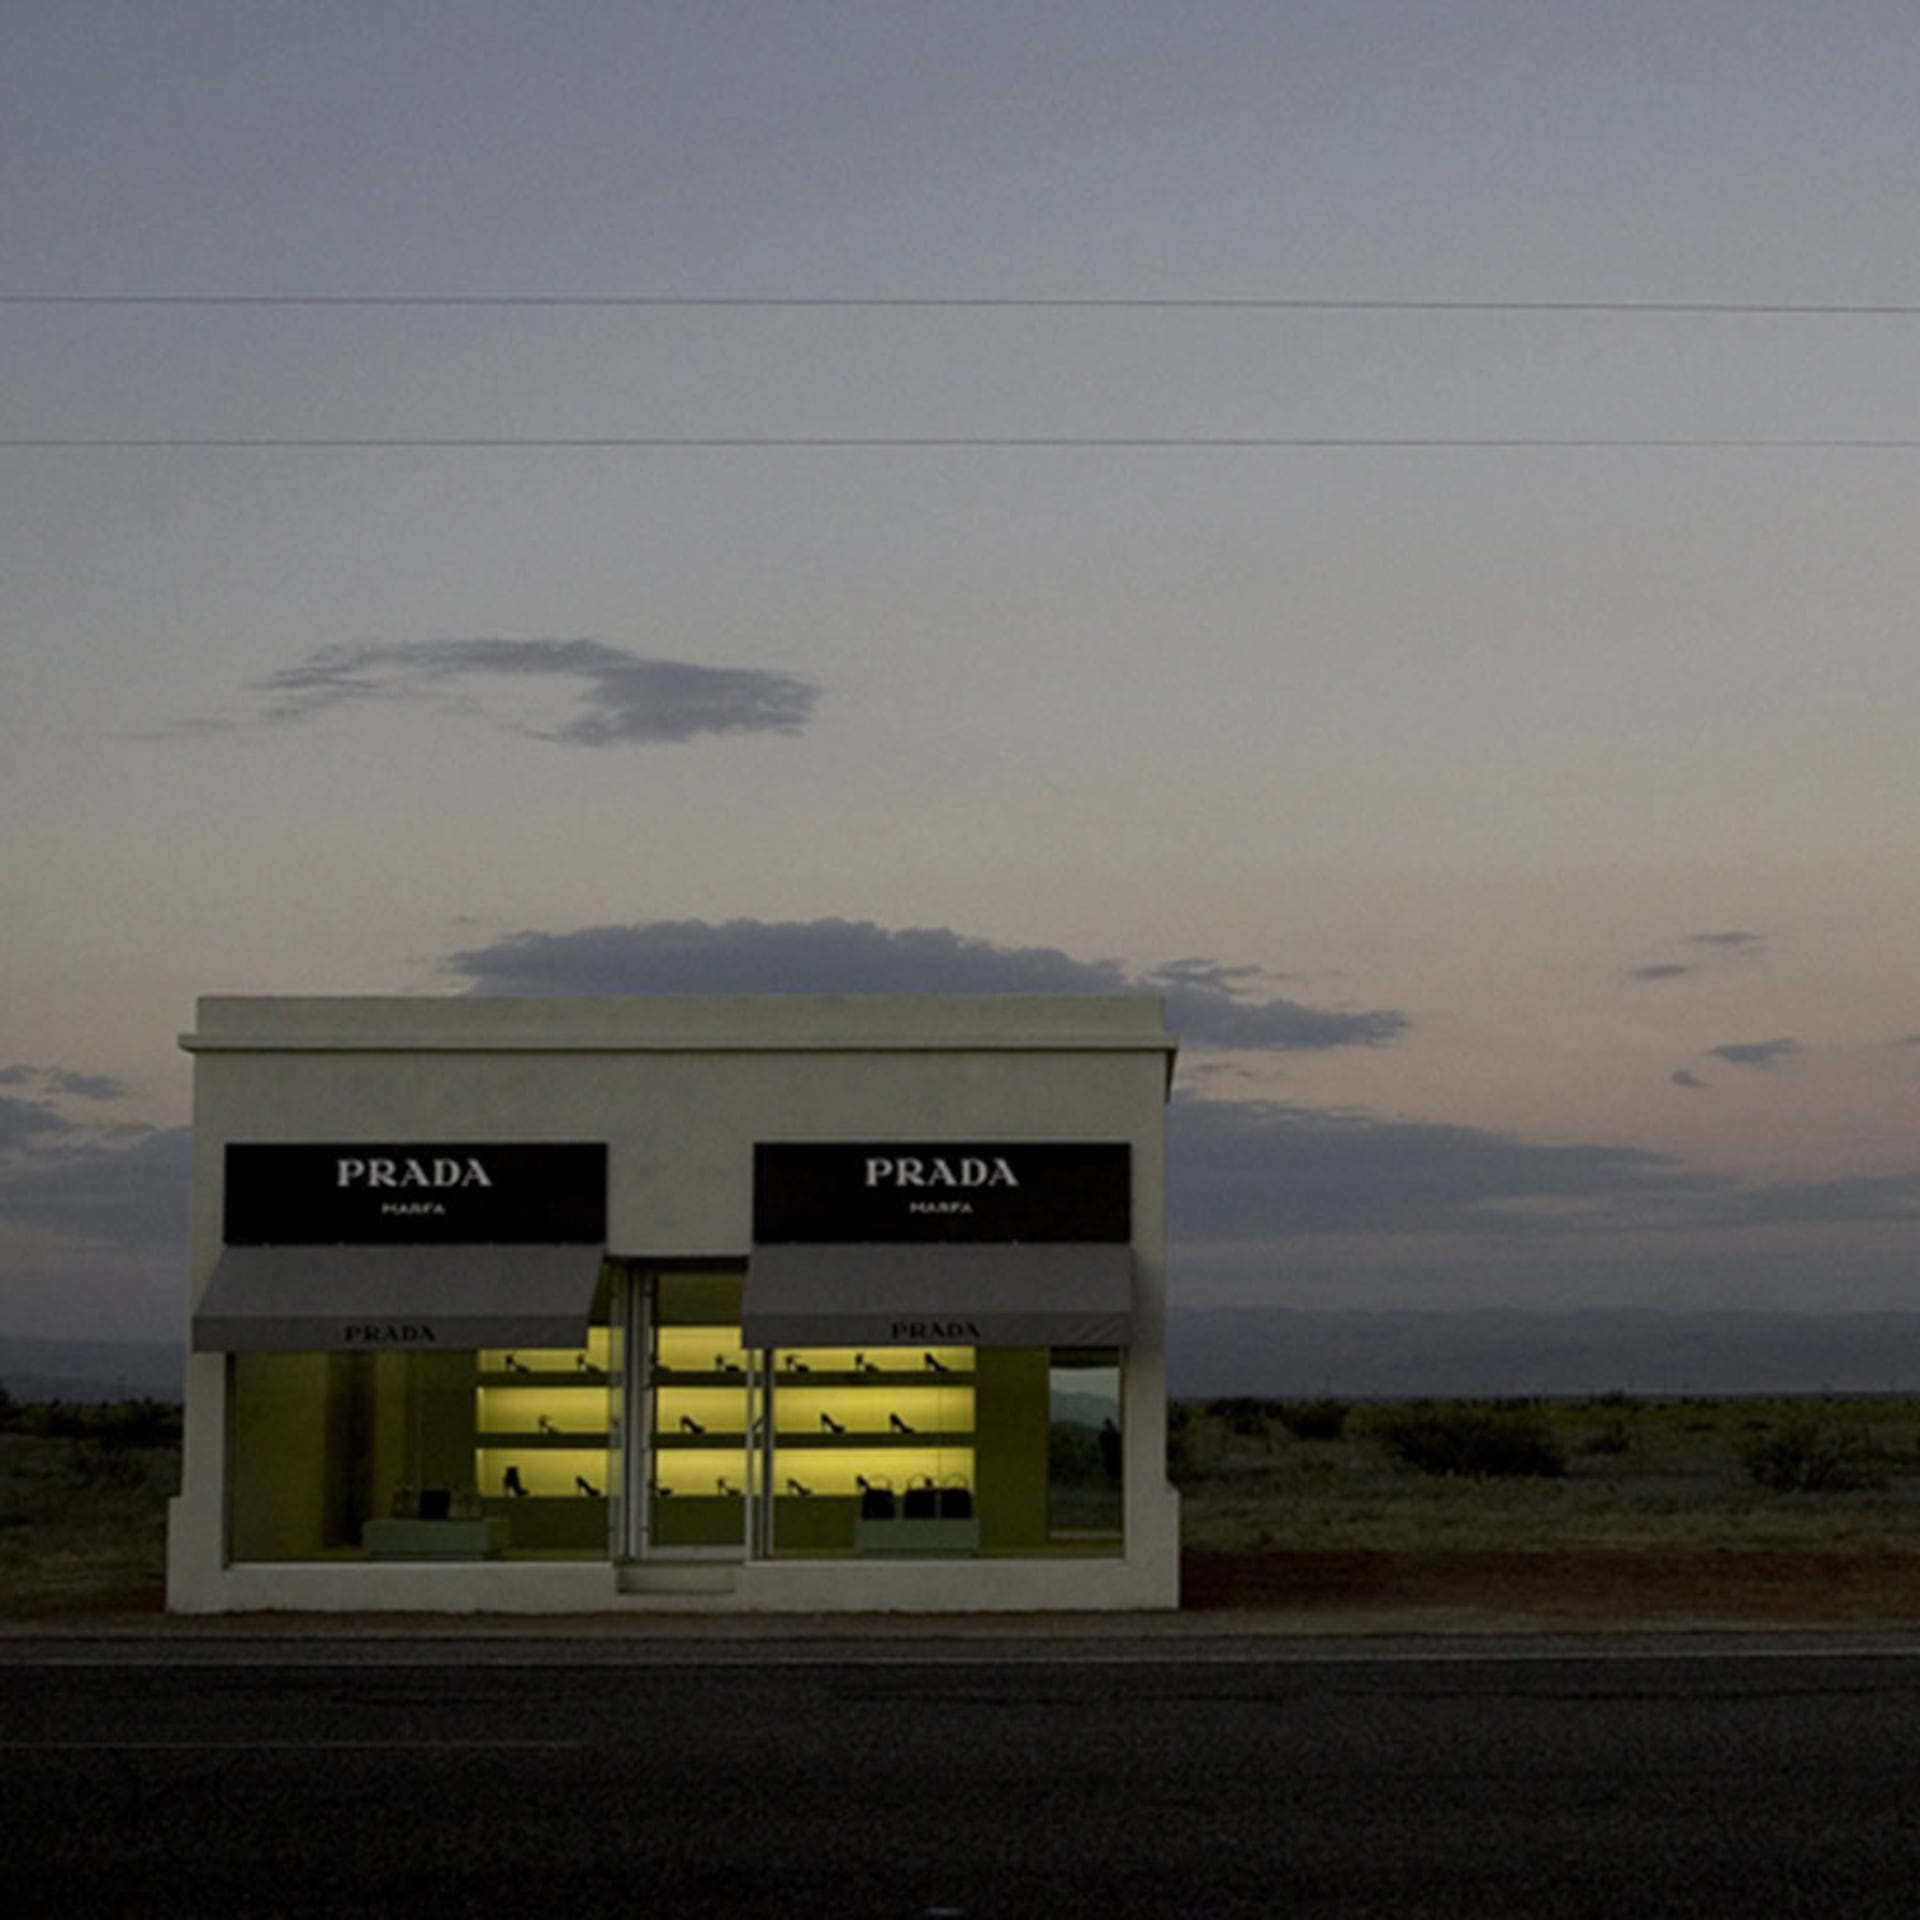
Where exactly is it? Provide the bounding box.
[7,4,1920,1342]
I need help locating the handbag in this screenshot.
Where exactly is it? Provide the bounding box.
[902,1475,939,1520]
[858,1475,896,1521]
[938,1475,973,1520]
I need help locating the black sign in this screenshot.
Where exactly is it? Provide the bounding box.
[224,1143,607,1245]
[753,1142,1130,1244]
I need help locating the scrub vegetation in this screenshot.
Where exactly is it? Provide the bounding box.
[0,1391,180,1616]
[1171,1394,1920,1554]
[9,1390,1920,1617]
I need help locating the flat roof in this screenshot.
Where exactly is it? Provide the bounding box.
[182,993,1177,1056]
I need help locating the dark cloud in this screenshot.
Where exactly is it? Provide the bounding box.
[0,1126,192,1250]
[208,638,821,747]
[1671,1070,1709,1090]
[1708,1038,1800,1070]
[1143,960,1404,1050]
[1689,930,1764,951]
[446,918,1407,1053]
[1168,1096,1728,1240]
[0,1065,128,1101]
[1720,1170,1920,1230]
[1629,964,1694,982]
[0,1095,65,1153]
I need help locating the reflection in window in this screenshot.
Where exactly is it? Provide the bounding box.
[1048,1350,1122,1537]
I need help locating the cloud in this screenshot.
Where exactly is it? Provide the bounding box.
[196,638,821,748]
[445,918,1408,1052]
[1167,1095,1728,1240]
[1708,1038,1800,1070]
[1688,930,1765,951]
[1671,1070,1709,1090]
[1629,964,1694,982]
[1168,1096,1920,1244]
[0,1096,65,1154]
[0,1065,127,1101]
[1720,1170,1920,1229]
[0,1126,192,1251]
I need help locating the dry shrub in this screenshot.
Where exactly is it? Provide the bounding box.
[1380,1406,1567,1479]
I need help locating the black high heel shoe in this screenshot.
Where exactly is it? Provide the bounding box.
[923,1352,950,1373]
[855,1353,879,1373]
[786,1477,813,1497]
[820,1411,845,1434]
[716,1477,740,1496]
[679,1414,705,1434]
[889,1411,915,1434]
[504,1354,527,1373]
[503,1465,529,1497]
[575,1476,602,1497]
[537,1414,558,1434]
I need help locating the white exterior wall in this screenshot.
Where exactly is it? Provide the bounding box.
[168,995,1180,1615]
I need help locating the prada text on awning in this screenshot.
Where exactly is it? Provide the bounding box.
[191,1245,605,1352]
[742,1244,1132,1349]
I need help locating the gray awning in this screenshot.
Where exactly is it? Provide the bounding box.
[742,1244,1133,1349]
[192,1245,604,1353]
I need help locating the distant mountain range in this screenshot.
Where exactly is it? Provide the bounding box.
[15,1311,1920,1406]
[0,1337,185,1405]
[1169,1308,1920,1399]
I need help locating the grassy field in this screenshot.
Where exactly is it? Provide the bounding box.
[0,1402,179,1617]
[9,1395,1920,1617]
[1172,1394,1920,1554]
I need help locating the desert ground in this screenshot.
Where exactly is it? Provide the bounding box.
[12,1395,1920,1629]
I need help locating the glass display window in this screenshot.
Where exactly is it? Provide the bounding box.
[227,1324,618,1563]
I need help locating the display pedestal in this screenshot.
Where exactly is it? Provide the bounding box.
[361,1518,510,1560]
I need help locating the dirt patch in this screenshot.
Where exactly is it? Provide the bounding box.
[1182,1547,1920,1628]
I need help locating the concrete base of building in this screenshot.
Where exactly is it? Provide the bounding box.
[164,1489,1182,1614]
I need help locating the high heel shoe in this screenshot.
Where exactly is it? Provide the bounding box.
[889,1411,915,1434]
[537,1414,558,1434]
[715,1354,741,1373]
[786,1477,812,1497]
[784,1355,811,1373]
[855,1353,879,1373]
[923,1352,950,1372]
[504,1354,527,1373]
[575,1475,602,1497]
[716,1477,740,1496]
[679,1414,705,1434]
[503,1465,529,1497]
[820,1411,845,1434]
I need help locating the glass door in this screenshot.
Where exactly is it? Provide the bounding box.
[643,1270,751,1557]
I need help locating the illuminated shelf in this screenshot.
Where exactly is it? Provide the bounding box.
[474,1430,610,1449]
[477,1370,608,1387]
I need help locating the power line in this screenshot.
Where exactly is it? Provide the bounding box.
[9,435,1920,450]
[6,294,1920,315]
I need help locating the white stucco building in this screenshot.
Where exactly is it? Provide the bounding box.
[168,995,1181,1613]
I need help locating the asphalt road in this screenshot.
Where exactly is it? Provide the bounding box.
[5,1640,1920,1916]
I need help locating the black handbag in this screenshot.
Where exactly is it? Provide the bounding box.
[938,1476,973,1521]
[858,1476,895,1521]
[902,1476,939,1520]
